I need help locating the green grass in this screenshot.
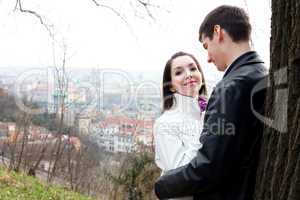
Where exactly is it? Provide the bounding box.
[0,166,95,200]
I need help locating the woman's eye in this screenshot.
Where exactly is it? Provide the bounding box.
[190,67,197,71]
[175,71,182,76]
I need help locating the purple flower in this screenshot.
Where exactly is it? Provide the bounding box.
[198,95,207,112]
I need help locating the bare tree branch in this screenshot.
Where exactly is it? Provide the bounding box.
[135,0,171,21]
[90,0,138,41]
[13,0,19,11]
[136,0,156,21]
[14,0,53,38]
[242,0,249,13]
[91,0,131,27]
[13,0,167,42]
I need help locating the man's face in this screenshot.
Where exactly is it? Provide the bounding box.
[201,33,227,71]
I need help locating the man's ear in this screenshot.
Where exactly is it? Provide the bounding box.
[213,25,223,41]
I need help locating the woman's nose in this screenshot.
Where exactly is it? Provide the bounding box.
[186,70,192,78]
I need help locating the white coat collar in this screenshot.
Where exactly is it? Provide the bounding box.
[171,93,201,116]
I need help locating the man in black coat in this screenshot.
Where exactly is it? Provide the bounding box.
[155,5,267,200]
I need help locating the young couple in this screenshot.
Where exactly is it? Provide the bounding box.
[154,5,267,200]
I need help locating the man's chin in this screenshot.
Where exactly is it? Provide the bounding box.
[216,65,227,72]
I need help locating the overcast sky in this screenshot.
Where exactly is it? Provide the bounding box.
[0,0,271,79]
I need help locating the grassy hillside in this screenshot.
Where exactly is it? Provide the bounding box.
[0,166,95,200]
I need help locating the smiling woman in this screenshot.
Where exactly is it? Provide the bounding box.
[171,55,203,97]
[153,51,208,200]
[162,51,207,111]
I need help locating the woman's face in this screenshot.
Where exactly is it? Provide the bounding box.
[170,55,203,97]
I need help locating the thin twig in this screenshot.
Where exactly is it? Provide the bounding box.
[91,0,130,27]
[136,0,156,21]
[243,0,250,13]
[137,0,169,12]
[90,0,138,42]
[15,0,53,38]
[13,0,19,11]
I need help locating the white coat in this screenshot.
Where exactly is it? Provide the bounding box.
[154,93,204,200]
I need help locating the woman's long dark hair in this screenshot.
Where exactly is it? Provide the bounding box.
[162,51,208,112]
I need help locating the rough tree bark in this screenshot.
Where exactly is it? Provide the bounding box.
[254,0,300,200]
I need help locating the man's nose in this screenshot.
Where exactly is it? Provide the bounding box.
[207,52,213,63]
[207,56,212,63]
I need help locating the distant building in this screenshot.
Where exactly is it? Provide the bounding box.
[0,87,8,97]
[90,115,154,153]
[0,122,9,138]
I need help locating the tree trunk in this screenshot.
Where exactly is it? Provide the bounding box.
[254,0,300,200]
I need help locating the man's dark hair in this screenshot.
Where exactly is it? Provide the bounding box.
[199,5,251,42]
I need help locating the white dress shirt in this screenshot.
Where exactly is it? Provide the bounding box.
[154,93,204,200]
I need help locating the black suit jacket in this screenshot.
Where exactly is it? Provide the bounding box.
[155,51,268,200]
